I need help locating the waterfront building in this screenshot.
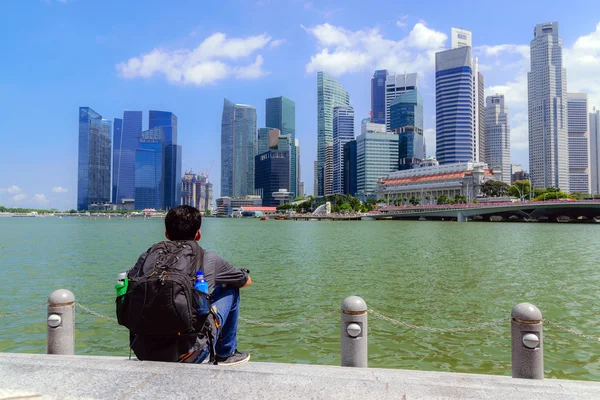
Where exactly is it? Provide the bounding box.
[356,132,399,197]
[528,22,569,191]
[215,196,262,217]
[485,95,511,184]
[113,111,142,204]
[150,110,181,209]
[390,89,424,170]
[361,118,386,135]
[221,99,257,197]
[135,127,164,210]
[385,72,418,132]
[255,135,291,207]
[436,28,484,165]
[333,106,355,194]
[567,93,590,193]
[324,143,334,196]
[343,140,357,196]
[111,118,122,203]
[317,72,350,196]
[181,171,213,211]
[77,107,112,211]
[420,157,439,168]
[376,162,499,204]
[591,108,600,194]
[371,70,388,124]
[266,96,296,197]
[298,181,305,197]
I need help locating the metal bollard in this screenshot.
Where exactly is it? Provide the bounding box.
[47,289,75,355]
[511,303,543,379]
[341,296,368,368]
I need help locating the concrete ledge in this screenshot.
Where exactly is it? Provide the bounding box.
[1,353,600,399]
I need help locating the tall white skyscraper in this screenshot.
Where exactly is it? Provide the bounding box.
[567,93,590,193]
[589,108,600,194]
[485,95,511,184]
[527,22,569,191]
[333,106,355,194]
[384,72,418,131]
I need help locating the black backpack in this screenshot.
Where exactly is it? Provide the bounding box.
[116,240,216,363]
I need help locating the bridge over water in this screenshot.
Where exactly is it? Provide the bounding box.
[368,201,600,222]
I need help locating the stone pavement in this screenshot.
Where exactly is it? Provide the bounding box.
[1,353,600,399]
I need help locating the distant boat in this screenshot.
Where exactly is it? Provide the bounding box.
[489,216,503,222]
[274,216,285,220]
[556,216,570,223]
[260,216,269,221]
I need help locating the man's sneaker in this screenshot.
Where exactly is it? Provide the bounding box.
[215,350,250,366]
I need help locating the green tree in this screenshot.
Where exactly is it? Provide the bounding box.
[510,179,531,200]
[454,194,467,204]
[437,195,455,205]
[409,197,420,206]
[339,202,351,213]
[348,196,361,212]
[481,180,510,197]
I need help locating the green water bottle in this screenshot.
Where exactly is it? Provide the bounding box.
[115,272,128,297]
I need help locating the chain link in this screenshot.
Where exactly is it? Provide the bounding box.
[239,310,338,327]
[0,302,47,318]
[543,319,600,342]
[75,302,118,323]
[369,309,510,333]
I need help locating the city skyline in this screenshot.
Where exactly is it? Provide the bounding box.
[4,1,600,209]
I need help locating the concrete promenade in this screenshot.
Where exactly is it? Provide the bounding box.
[1,353,600,399]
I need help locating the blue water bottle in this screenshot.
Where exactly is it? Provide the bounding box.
[194,271,210,316]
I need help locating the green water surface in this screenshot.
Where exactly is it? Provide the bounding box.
[1,217,599,381]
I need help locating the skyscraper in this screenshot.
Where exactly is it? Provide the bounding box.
[356,132,399,197]
[385,72,418,131]
[343,140,357,196]
[77,107,112,210]
[477,70,485,163]
[333,106,355,194]
[266,97,296,197]
[254,136,291,207]
[317,72,350,196]
[221,99,257,197]
[135,127,164,210]
[257,127,281,156]
[528,22,569,191]
[390,89,424,170]
[113,111,142,204]
[590,108,600,194]
[325,143,334,196]
[149,110,181,209]
[295,139,301,197]
[485,95,511,184]
[435,45,474,165]
[567,93,590,193]
[371,70,388,124]
[111,118,122,203]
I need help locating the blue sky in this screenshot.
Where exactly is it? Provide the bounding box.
[2,0,600,210]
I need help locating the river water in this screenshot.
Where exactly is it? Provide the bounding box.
[1,217,599,380]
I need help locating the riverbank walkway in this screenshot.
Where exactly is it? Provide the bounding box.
[2,353,600,399]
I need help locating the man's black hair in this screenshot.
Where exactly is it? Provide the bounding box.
[165,205,202,241]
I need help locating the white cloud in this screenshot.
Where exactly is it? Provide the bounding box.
[12,194,26,202]
[269,39,286,49]
[304,22,447,76]
[117,32,277,86]
[33,194,49,206]
[396,16,408,28]
[6,185,22,195]
[52,186,68,193]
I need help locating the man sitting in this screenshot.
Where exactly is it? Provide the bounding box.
[122,205,252,365]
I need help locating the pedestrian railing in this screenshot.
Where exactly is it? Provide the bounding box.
[2,290,599,379]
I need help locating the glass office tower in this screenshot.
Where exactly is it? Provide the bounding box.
[135,127,164,210]
[266,96,296,196]
[149,110,180,209]
[77,107,112,210]
[113,111,142,203]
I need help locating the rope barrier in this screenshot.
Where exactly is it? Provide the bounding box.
[4,302,600,343]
